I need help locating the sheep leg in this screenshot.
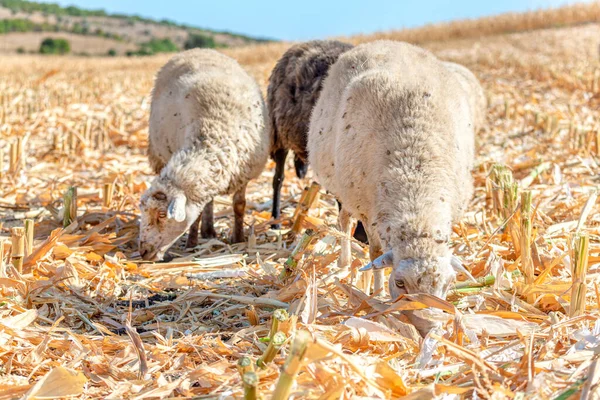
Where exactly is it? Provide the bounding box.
[338,208,356,272]
[200,200,217,239]
[359,219,385,295]
[368,233,386,297]
[186,215,201,248]
[271,149,288,229]
[232,184,247,243]
[336,200,369,244]
[294,154,308,179]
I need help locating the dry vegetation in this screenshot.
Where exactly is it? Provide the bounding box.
[2,3,600,399]
[351,1,600,45]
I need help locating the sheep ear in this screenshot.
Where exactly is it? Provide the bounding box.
[450,256,477,282]
[167,194,187,222]
[359,251,393,271]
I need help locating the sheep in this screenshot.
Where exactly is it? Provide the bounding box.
[266,40,354,227]
[308,41,483,332]
[139,48,269,261]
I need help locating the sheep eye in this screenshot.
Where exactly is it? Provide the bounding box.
[395,279,405,289]
[157,210,167,219]
[153,192,167,201]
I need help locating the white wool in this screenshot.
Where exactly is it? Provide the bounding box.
[139,49,269,260]
[308,41,485,300]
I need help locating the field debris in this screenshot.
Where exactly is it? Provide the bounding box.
[2,9,600,400]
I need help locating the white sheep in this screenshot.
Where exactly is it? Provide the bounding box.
[139,49,269,261]
[308,41,482,330]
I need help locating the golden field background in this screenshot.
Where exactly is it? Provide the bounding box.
[2,2,600,399]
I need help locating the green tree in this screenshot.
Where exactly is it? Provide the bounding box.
[39,37,70,55]
[184,32,216,49]
[128,37,178,56]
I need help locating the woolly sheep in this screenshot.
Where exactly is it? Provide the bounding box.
[308,41,483,331]
[266,40,354,226]
[139,49,269,261]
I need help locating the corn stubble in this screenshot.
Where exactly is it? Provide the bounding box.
[1,3,600,399]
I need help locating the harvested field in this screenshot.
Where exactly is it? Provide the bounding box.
[2,10,600,400]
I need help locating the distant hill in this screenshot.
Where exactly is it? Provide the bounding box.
[0,0,273,55]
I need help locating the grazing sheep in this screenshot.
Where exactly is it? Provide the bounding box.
[139,49,269,261]
[266,40,353,228]
[308,41,482,331]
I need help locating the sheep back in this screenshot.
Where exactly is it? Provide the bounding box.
[308,41,475,249]
[267,40,353,161]
[148,48,269,200]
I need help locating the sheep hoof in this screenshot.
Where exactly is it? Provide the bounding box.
[201,228,217,239]
[231,232,245,244]
[271,223,282,230]
[186,234,198,249]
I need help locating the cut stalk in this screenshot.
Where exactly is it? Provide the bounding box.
[520,191,534,303]
[246,305,259,326]
[291,182,320,234]
[0,240,6,277]
[103,182,114,208]
[11,227,25,273]
[269,309,289,340]
[237,356,254,377]
[84,117,92,142]
[502,178,518,221]
[52,131,60,152]
[487,164,502,214]
[247,225,256,251]
[291,186,309,221]
[520,191,533,282]
[9,142,17,173]
[243,371,259,400]
[63,186,78,227]
[68,130,76,154]
[16,137,23,170]
[570,233,589,318]
[271,331,311,400]
[280,229,316,279]
[593,69,600,93]
[488,164,518,223]
[24,219,34,257]
[503,178,520,253]
[256,331,287,369]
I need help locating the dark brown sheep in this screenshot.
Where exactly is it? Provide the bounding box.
[266,40,355,229]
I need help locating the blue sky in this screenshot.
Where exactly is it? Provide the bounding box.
[39,0,591,41]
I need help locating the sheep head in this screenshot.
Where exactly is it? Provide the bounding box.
[387,255,456,299]
[139,181,201,261]
[361,250,475,335]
